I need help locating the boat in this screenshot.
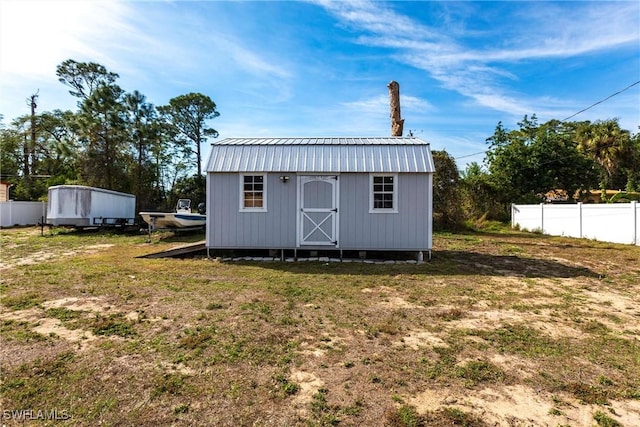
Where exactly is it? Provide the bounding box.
[139,199,206,230]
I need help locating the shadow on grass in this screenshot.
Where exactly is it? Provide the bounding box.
[204,249,599,279]
[436,250,599,278]
[44,226,205,244]
[154,230,205,243]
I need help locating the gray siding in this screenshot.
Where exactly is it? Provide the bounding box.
[207,173,297,248]
[207,172,432,251]
[338,174,431,250]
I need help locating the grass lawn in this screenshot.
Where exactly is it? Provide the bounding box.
[1,225,639,426]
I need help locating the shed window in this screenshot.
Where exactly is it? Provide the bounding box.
[370,174,398,213]
[240,175,267,211]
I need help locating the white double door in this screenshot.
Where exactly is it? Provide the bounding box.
[297,175,339,247]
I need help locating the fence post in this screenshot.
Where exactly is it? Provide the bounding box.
[511,204,515,228]
[540,203,544,234]
[578,202,583,239]
[632,201,637,245]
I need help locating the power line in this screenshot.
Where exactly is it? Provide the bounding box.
[453,79,640,161]
[455,150,487,160]
[561,80,640,122]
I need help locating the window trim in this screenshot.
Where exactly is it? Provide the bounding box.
[369,173,398,213]
[239,174,267,212]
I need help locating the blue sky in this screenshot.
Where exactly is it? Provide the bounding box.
[1,0,639,169]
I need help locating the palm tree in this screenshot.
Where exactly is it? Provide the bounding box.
[576,119,631,190]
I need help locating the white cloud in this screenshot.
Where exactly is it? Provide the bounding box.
[314,0,640,120]
[0,0,297,119]
[0,0,132,78]
[342,94,434,113]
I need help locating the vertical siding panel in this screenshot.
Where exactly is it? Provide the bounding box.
[210,173,236,247]
[214,174,222,246]
[213,174,221,246]
[230,173,240,247]
[409,174,423,249]
[398,174,411,247]
[339,174,352,248]
[416,174,426,248]
[419,174,430,248]
[265,173,284,247]
[234,173,245,247]
[338,175,347,246]
[211,174,219,246]
[283,174,295,247]
[353,174,363,247]
[362,174,377,249]
[357,174,367,249]
[206,173,213,246]
[271,173,281,247]
[405,174,417,248]
[385,213,394,249]
[226,173,235,247]
[344,174,360,248]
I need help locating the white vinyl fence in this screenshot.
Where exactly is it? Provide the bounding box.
[512,202,639,245]
[0,201,46,227]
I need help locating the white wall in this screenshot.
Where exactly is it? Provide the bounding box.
[0,201,46,227]
[512,202,639,245]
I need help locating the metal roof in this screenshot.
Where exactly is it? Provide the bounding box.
[206,137,435,173]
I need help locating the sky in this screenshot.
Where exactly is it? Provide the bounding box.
[1,0,639,169]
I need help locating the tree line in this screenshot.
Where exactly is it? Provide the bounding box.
[0,59,219,212]
[1,60,638,227]
[433,115,640,229]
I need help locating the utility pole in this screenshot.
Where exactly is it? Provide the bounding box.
[387,81,404,137]
[28,91,39,174]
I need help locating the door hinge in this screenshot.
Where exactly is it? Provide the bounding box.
[331,208,338,212]
[332,240,338,245]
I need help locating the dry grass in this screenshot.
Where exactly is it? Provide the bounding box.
[1,226,639,426]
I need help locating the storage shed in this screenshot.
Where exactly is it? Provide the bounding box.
[47,185,136,228]
[205,137,435,259]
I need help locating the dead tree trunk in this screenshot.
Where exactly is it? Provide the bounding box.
[387,81,404,137]
[29,93,38,173]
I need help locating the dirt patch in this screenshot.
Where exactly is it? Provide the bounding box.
[446,307,586,339]
[298,333,344,358]
[0,243,115,270]
[409,385,640,426]
[83,243,115,253]
[42,296,114,313]
[32,317,97,349]
[362,285,424,309]
[0,250,57,270]
[395,330,448,350]
[0,295,122,350]
[290,370,324,415]
[448,309,525,330]
[582,288,639,315]
[488,353,537,380]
